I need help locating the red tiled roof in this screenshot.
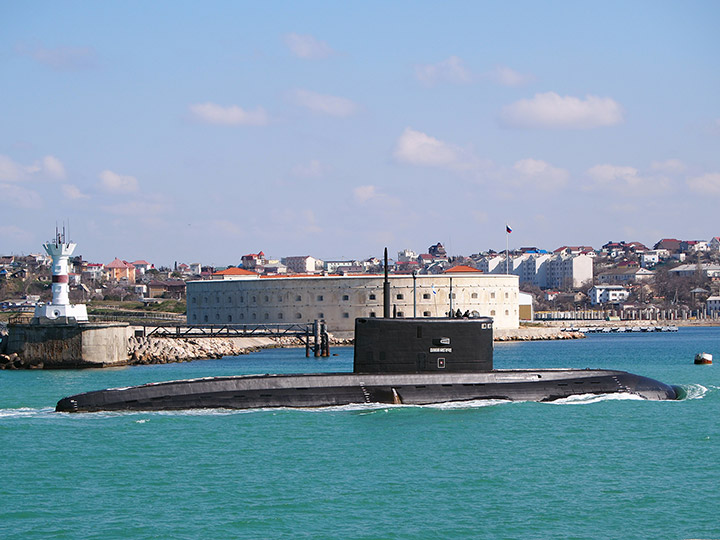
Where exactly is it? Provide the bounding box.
[131,260,151,265]
[213,268,257,276]
[444,265,481,273]
[105,258,134,269]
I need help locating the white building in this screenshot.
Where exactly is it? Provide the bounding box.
[324,260,361,273]
[397,249,418,263]
[187,269,520,332]
[588,285,630,305]
[283,256,322,274]
[546,253,593,289]
[474,252,592,290]
[597,267,655,284]
[669,263,720,278]
[706,296,720,314]
[640,251,660,268]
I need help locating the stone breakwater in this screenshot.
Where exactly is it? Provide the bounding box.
[0,328,574,369]
[493,328,585,342]
[0,334,354,369]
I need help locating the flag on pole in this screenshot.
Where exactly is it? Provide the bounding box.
[506,224,512,234]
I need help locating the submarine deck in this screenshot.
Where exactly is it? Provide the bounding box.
[56,368,679,412]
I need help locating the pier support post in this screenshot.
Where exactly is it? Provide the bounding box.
[313,319,320,357]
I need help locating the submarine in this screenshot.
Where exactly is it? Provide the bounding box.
[56,252,680,412]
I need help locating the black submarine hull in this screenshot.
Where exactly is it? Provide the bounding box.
[56,369,679,412]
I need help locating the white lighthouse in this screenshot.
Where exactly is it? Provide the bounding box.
[34,228,88,322]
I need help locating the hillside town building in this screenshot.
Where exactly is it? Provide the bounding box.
[588,285,630,305]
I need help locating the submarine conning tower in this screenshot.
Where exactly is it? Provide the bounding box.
[353,317,494,373]
[355,247,494,373]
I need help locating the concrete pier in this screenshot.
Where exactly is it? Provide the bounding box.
[5,322,132,368]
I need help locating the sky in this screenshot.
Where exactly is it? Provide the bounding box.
[1,1,719,267]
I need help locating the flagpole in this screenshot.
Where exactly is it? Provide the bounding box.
[506,225,509,274]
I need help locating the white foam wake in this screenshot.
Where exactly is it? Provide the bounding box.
[548,392,645,405]
[0,407,55,419]
[681,384,709,400]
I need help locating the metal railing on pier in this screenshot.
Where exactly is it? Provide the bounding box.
[134,320,332,357]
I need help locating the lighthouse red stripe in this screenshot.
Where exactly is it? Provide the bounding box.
[52,275,69,283]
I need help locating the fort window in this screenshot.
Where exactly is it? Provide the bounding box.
[369,312,376,317]
[216,297,219,304]
[490,292,495,299]
[471,293,478,299]
[451,293,456,299]
[505,310,509,316]
[342,295,349,301]
[264,313,269,320]
[369,294,376,300]
[397,312,404,317]
[228,315,232,322]
[423,311,431,317]
[423,293,430,299]
[252,296,256,303]
[204,315,208,322]
[343,313,349,318]
[278,313,283,320]
[191,297,196,303]
[278,296,282,302]
[240,314,244,319]
[317,295,324,301]
[227,297,232,304]
[296,295,302,301]
[505,292,509,299]
[252,313,256,320]
[192,314,197,321]
[396,294,404,300]
[240,296,244,303]
[491,310,496,316]
[296,313,302,319]
[264,295,269,302]
[215,314,220,321]
[318,312,324,318]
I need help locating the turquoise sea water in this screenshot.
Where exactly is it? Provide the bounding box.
[1,328,719,540]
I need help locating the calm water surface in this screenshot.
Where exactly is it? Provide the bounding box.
[1,327,719,539]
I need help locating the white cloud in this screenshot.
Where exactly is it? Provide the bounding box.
[393,128,462,168]
[353,185,377,204]
[292,159,328,178]
[586,164,668,193]
[0,183,43,209]
[486,66,535,87]
[189,102,268,126]
[291,89,357,117]
[0,225,33,242]
[415,56,471,86]
[500,92,624,129]
[284,33,334,59]
[0,155,26,182]
[17,44,97,70]
[650,159,685,174]
[0,154,66,182]
[212,219,245,237]
[687,173,720,194]
[62,184,90,200]
[42,155,66,179]
[102,199,167,216]
[512,158,569,189]
[300,209,322,234]
[99,170,139,193]
[588,164,641,186]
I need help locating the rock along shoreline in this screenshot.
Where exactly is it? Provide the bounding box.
[0,327,580,370]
